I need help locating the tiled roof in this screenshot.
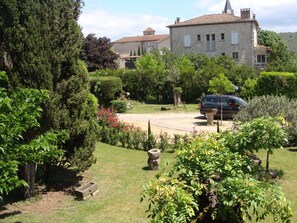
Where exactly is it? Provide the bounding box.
[143,27,155,32]
[168,13,258,27]
[113,34,169,43]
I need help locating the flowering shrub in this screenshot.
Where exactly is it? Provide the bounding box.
[97,107,121,128]
[97,107,200,151]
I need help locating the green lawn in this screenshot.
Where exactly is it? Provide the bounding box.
[2,143,297,223]
[126,101,199,113]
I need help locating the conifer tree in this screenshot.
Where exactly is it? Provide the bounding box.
[0,0,98,197]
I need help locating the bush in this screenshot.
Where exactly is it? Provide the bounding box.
[111,100,127,113]
[142,132,292,223]
[93,76,123,106]
[256,71,297,98]
[235,95,297,146]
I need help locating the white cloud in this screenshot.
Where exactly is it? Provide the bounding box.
[79,9,171,41]
[204,0,297,32]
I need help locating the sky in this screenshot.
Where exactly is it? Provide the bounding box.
[78,0,297,41]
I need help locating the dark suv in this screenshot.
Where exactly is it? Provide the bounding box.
[200,94,246,119]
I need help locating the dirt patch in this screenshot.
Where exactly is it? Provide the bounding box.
[117,112,233,136]
[1,191,69,218]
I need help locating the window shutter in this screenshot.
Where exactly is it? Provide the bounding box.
[231,32,238,45]
[184,35,191,47]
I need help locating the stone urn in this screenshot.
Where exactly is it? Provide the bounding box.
[205,108,218,126]
[147,149,161,170]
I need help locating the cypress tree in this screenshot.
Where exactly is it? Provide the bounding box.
[0,0,98,197]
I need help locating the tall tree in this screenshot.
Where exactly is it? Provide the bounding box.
[258,30,297,71]
[0,0,98,197]
[80,34,118,71]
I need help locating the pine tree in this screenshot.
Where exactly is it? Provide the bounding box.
[0,0,98,197]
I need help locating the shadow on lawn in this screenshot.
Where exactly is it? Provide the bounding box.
[288,148,297,152]
[0,210,22,220]
[1,166,82,207]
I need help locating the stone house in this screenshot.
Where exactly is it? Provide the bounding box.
[112,27,170,68]
[167,0,269,69]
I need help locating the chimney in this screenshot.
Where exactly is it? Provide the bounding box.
[240,8,251,19]
[253,13,256,19]
[175,17,180,24]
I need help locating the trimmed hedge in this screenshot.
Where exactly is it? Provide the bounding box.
[256,72,297,98]
[91,76,123,105]
[111,100,127,113]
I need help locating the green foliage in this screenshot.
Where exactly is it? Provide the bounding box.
[80,34,118,71]
[111,99,127,113]
[235,95,297,146]
[94,76,123,106]
[223,117,287,172]
[208,73,235,94]
[0,72,68,201]
[142,131,292,223]
[258,30,297,71]
[280,32,297,53]
[241,78,257,99]
[91,51,257,104]
[256,71,297,98]
[146,120,156,151]
[0,0,98,175]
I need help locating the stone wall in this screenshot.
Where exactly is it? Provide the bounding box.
[170,22,258,66]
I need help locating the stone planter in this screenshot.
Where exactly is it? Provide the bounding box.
[205,108,218,126]
[147,149,161,170]
[74,182,98,200]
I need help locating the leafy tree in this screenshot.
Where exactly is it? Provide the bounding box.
[80,34,118,71]
[135,53,166,102]
[258,30,297,71]
[0,72,68,200]
[208,73,235,124]
[142,132,292,223]
[0,0,98,197]
[224,117,287,173]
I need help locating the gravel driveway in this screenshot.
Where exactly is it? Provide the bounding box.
[117,112,233,135]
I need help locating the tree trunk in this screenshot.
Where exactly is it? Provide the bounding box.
[220,94,223,125]
[266,151,270,173]
[22,163,37,198]
[173,92,177,108]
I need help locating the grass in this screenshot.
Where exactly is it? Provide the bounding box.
[1,142,175,223]
[126,101,199,113]
[2,143,297,222]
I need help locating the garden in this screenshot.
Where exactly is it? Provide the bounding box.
[1,2,297,222]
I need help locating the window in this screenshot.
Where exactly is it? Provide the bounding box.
[197,34,201,42]
[231,32,239,45]
[211,34,215,41]
[257,55,266,63]
[232,52,239,60]
[206,34,215,51]
[222,53,226,56]
[221,33,225,40]
[184,35,191,48]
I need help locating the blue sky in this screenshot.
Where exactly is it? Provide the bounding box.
[78,0,297,41]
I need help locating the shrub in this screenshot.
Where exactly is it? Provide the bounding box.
[142,132,292,223]
[158,132,171,152]
[235,95,297,146]
[240,78,257,99]
[256,71,297,98]
[93,76,123,106]
[111,100,127,113]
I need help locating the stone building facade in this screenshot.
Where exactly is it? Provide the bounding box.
[167,1,268,69]
[112,27,170,68]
